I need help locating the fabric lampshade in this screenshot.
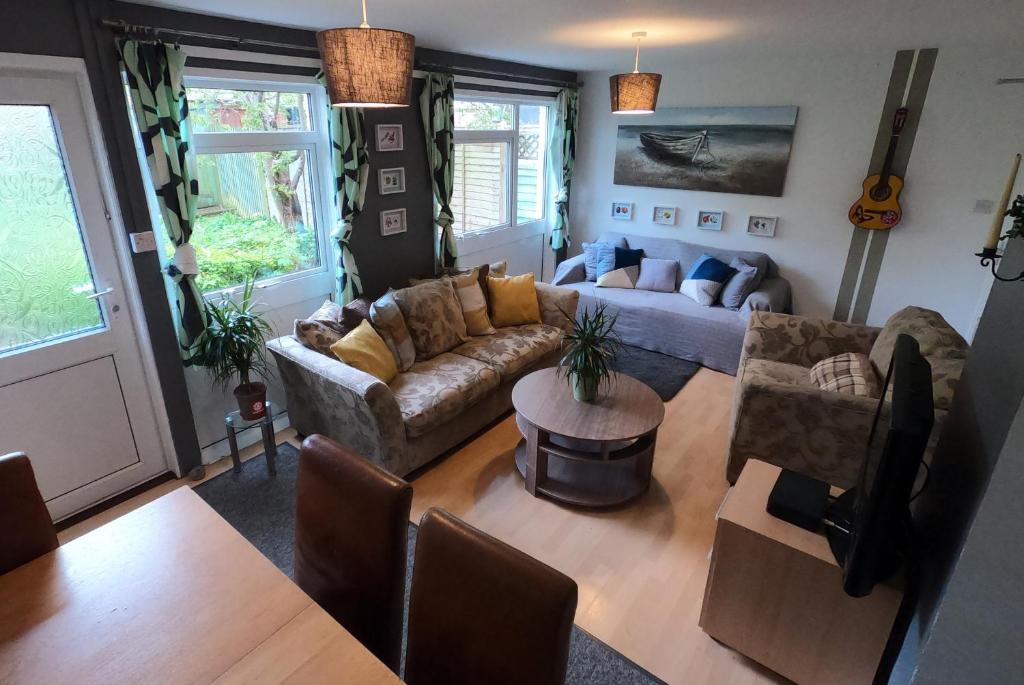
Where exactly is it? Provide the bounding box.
[609,72,662,114]
[317,27,415,107]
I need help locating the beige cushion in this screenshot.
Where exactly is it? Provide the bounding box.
[743,358,815,388]
[452,324,561,380]
[393,280,469,361]
[869,306,968,375]
[389,352,500,437]
[449,269,495,336]
[293,300,353,356]
[809,352,880,398]
[370,290,417,372]
[929,357,965,411]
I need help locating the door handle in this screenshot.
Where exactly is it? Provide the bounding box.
[86,287,115,300]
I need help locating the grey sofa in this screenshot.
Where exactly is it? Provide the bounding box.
[268,282,580,477]
[553,231,792,375]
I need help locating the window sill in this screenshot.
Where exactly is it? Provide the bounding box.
[456,221,547,255]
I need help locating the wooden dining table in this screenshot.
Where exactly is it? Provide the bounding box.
[0,487,401,684]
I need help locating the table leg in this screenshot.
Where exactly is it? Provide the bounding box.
[524,423,547,496]
[226,418,241,474]
[262,404,277,477]
[636,429,657,492]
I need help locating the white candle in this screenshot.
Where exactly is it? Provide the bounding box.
[986,153,1022,250]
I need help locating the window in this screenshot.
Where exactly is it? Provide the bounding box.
[451,98,549,237]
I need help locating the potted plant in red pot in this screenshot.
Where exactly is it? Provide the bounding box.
[198,277,273,420]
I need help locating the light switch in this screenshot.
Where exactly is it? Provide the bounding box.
[130,231,157,253]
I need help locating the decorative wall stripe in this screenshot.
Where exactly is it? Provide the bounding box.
[833,48,938,323]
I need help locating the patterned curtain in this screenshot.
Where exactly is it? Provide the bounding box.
[317,72,370,304]
[419,72,458,270]
[549,88,580,264]
[118,39,208,364]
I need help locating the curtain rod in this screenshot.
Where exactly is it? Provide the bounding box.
[100,19,321,54]
[100,19,582,89]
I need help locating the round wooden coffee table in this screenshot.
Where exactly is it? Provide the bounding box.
[511,368,665,507]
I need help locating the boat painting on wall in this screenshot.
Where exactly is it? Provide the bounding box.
[614,106,798,197]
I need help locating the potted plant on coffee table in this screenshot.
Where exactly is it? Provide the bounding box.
[197,276,273,420]
[558,303,620,402]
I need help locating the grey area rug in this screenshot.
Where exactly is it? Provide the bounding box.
[611,344,701,401]
[195,443,665,685]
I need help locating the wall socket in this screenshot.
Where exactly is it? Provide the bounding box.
[129,231,157,253]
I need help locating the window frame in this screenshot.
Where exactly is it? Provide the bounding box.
[451,93,554,249]
[178,73,335,307]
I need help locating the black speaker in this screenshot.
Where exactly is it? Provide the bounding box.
[766,469,830,532]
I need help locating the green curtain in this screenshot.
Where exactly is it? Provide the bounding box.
[317,72,370,304]
[420,72,458,270]
[118,39,208,364]
[549,88,579,263]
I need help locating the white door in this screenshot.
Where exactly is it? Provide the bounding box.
[0,63,169,520]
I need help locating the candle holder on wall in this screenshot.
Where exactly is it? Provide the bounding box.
[975,246,1024,282]
[976,154,1023,282]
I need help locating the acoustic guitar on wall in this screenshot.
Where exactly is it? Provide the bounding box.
[849,107,909,230]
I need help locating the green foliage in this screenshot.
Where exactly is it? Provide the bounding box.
[455,101,514,130]
[191,212,317,292]
[1006,194,1024,241]
[195,276,273,390]
[558,303,621,391]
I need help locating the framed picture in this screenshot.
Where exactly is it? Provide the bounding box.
[378,167,406,195]
[653,206,677,225]
[375,124,403,152]
[747,215,778,237]
[611,202,633,221]
[697,210,724,231]
[380,208,407,236]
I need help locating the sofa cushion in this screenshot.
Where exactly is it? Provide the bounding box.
[614,246,644,269]
[329,320,398,383]
[370,290,417,372]
[389,353,501,438]
[681,254,737,306]
[595,265,639,289]
[744,357,815,388]
[869,306,969,375]
[394,280,469,361]
[449,269,496,336]
[583,241,621,281]
[719,258,762,310]
[452,323,562,379]
[489,273,542,327]
[294,300,348,356]
[809,352,880,398]
[635,258,678,292]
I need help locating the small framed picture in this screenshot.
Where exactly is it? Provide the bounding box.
[611,202,633,221]
[378,167,406,195]
[697,210,725,231]
[747,215,778,237]
[375,124,403,152]
[380,208,407,236]
[653,206,677,225]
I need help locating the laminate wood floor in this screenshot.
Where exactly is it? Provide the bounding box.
[60,367,786,685]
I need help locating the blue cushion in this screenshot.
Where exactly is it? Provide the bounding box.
[614,247,644,270]
[583,242,617,282]
[681,254,737,306]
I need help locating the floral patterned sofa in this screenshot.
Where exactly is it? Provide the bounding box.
[726,306,969,488]
[267,282,579,477]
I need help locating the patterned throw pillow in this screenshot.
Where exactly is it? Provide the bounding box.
[370,290,417,372]
[294,300,349,356]
[583,242,617,281]
[448,269,495,335]
[596,265,640,289]
[681,254,737,306]
[393,280,470,361]
[809,352,881,398]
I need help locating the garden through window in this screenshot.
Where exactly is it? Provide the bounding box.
[451,98,549,237]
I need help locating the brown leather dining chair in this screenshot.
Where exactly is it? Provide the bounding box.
[0,452,58,576]
[293,434,412,673]
[405,508,579,685]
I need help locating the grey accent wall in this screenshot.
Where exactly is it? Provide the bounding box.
[890,237,1024,681]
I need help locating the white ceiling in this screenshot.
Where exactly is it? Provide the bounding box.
[126,0,1023,72]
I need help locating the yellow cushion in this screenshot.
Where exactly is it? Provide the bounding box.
[488,272,541,327]
[449,269,495,336]
[329,319,398,382]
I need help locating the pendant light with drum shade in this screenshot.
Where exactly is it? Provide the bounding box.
[610,32,661,114]
[317,0,416,107]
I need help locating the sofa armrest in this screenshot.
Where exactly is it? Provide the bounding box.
[535,282,580,333]
[551,253,586,285]
[727,372,885,488]
[267,336,410,475]
[740,311,881,368]
[741,276,792,317]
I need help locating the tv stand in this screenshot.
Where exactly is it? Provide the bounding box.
[700,460,903,685]
[825,487,857,565]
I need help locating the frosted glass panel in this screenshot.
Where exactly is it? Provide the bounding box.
[0,105,103,353]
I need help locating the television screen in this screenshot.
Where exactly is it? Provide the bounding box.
[826,334,934,597]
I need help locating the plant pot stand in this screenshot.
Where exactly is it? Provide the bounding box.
[225,400,278,476]
[510,369,664,508]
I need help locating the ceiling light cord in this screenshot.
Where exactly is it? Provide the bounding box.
[360,0,369,29]
[631,31,646,74]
